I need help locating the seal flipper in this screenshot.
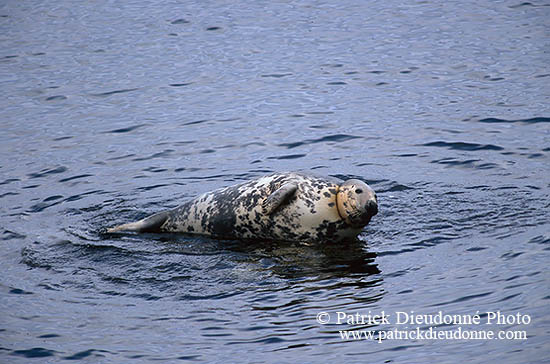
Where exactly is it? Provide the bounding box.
[107,210,171,233]
[261,182,298,215]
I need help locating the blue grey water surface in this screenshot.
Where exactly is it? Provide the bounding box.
[1,0,549,363]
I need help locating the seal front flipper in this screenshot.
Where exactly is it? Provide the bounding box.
[107,210,171,233]
[261,182,298,215]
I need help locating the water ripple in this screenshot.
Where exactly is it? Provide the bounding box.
[267,154,306,160]
[91,88,139,97]
[422,141,503,151]
[63,349,112,360]
[28,166,68,179]
[170,18,190,24]
[478,117,550,124]
[103,124,147,134]
[58,174,93,183]
[11,347,58,358]
[429,291,493,307]
[278,134,362,149]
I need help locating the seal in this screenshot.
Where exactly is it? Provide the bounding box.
[107,172,378,242]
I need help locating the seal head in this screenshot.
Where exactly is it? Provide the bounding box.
[336,179,378,228]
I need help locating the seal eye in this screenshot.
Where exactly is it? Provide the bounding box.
[355,189,363,194]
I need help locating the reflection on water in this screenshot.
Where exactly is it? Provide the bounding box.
[1,0,549,362]
[21,232,381,299]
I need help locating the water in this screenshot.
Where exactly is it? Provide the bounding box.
[1,0,549,362]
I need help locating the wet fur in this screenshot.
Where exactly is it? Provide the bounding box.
[109,172,367,242]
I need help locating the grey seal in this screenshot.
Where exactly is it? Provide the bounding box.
[107,172,378,242]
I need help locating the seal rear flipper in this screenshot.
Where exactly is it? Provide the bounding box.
[261,182,298,215]
[107,210,171,233]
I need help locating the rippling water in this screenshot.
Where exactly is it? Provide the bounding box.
[1,0,549,362]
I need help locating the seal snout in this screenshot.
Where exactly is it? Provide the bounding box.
[356,199,377,226]
[365,199,378,217]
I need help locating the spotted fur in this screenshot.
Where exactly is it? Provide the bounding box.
[108,172,377,242]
